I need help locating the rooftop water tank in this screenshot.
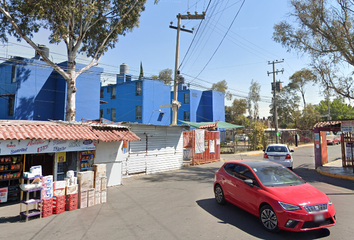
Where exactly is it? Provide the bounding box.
[35,44,49,59]
[120,63,129,74]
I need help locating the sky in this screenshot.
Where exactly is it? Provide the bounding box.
[0,0,326,118]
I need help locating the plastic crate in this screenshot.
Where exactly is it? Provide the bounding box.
[53,205,65,214]
[65,202,78,211]
[42,208,53,218]
[66,192,78,201]
[53,195,66,209]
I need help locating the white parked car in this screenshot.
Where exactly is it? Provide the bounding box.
[263,144,294,170]
[236,134,249,141]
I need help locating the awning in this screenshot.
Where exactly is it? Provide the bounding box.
[178,120,244,129]
[0,120,140,142]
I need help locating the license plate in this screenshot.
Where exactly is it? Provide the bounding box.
[274,156,280,160]
[314,214,325,222]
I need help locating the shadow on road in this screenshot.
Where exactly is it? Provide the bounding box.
[138,165,219,184]
[294,166,354,193]
[196,198,331,240]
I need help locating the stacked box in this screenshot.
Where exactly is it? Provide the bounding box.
[41,198,53,218]
[53,195,66,214]
[66,184,78,195]
[101,177,107,191]
[88,188,95,207]
[79,190,88,209]
[94,178,101,192]
[101,190,107,203]
[42,175,53,200]
[53,181,66,197]
[77,171,94,192]
[65,192,78,211]
[93,164,106,179]
[95,191,101,205]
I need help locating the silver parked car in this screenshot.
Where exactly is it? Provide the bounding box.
[263,144,294,170]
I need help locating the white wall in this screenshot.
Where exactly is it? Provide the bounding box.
[95,141,128,186]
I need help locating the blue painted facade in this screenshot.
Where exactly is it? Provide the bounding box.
[99,63,225,125]
[100,74,172,125]
[174,84,225,124]
[0,57,102,121]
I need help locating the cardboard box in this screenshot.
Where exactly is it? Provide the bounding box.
[77,171,94,191]
[66,184,78,195]
[53,188,65,197]
[79,190,88,209]
[94,178,101,192]
[42,175,53,200]
[101,177,107,191]
[30,165,42,177]
[95,191,101,205]
[88,188,95,207]
[93,164,106,178]
[54,181,66,189]
[101,190,107,203]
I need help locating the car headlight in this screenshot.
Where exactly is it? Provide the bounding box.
[278,201,301,211]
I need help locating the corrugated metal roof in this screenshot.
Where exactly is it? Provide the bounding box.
[0,120,140,142]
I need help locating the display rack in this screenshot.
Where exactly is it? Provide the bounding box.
[79,151,95,171]
[20,176,43,222]
[0,156,22,203]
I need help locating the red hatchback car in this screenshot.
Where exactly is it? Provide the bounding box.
[214,160,336,232]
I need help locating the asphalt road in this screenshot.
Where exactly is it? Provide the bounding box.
[1,145,353,240]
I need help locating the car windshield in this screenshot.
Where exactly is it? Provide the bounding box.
[252,165,305,187]
[266,146,288,153]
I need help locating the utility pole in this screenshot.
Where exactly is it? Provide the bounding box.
[169,11,205,125]
[267,59,284,144]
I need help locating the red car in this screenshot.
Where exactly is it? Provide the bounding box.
[214,160,336,232]
[327,135,340,145]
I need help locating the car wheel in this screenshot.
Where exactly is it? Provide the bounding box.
[289,167,293,171]
[259,205,280,233]
[214,184,226,205]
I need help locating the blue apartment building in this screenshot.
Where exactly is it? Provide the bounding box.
[0,53,102,121]
[100,63,225,125]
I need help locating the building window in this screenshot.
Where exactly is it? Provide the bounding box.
[107,87,111,93]
[8,96,15,116]
[11,65,16,83]
[136,81,142,96]
[111,108,116,121]
[184,111,190,121]
[184,93,189,104]
[100,89,103,98]
[111,86,116,99]
[136,106,142,120]
[107,108,110,115]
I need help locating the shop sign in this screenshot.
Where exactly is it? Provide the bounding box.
[0,187,8,203]
[0,139,96,155]
[341,121,354,132]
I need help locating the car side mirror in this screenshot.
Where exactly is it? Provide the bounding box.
[244,179,254,187]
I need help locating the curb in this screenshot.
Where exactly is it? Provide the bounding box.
[316,168,354,181]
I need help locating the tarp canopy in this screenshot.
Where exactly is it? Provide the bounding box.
[179,120,244,129]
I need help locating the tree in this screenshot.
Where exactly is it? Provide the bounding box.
[273,0,354,100]
[247,80,260,120]
[315,97,354,120]
[139,61,144,80]
[225,99,248,126]
[151,68,173,85]
[298,104,319,130]
[248,121,266,150]
[211,80,232,100]
[288,68,316,106]
[270,85,301,129]
[0,0,154,121]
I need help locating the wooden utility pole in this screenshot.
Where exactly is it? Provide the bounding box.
[267,59,284,144]
[169,12,205,125]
